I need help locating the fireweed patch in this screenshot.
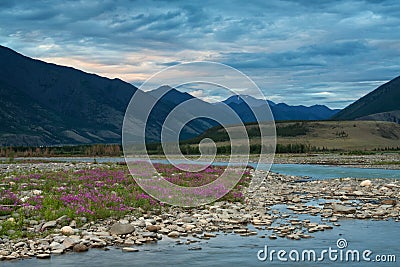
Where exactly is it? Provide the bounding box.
[0,163,251,238]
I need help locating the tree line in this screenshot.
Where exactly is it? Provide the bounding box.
[0,144,122,158]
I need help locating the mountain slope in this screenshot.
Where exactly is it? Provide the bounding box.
[332,76,400,120]
[0,46,218,146]
[0,45,139,145]
[184,120,400,151]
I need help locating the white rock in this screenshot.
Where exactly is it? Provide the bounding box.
[167,231,180,238]
[36,253,51,259]
[61,226,75,235]
[41,220,57,230]
[360,180,372,187]
[122,247,139,252]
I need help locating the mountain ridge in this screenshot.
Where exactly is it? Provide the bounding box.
[332,75,400,121]
[0,45,367,147]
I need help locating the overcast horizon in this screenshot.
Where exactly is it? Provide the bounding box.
[1,0,399,109]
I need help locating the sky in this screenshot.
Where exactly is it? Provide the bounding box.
[1,0,399,108]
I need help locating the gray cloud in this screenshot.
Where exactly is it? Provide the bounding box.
[0,0,399,108]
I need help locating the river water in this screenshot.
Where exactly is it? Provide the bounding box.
[11,156,400,179]
[2,157,399,266]
[3,219,399,267]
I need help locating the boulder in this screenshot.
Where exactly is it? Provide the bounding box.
[331,203,356,214]
[73,243,88,252]
[360,180,372,187]
[167,231,180,238]
[36,254,51,259]
[63,237,79,249]
[61,226,74,235]
[41,220,57,230]
[146,225,161,232]
[110,223,135,235]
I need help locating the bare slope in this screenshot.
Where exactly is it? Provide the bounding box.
[189,121,400,151]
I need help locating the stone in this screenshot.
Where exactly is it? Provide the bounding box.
[122,247,139,252]
[167,231,180,238]
[95,231,110,236]
[56,215,69,223]
[360,180,372,187]
[181,217,193,223]
[379,186,389,191]
[146,225,161,232]
[41,221,57,230]
[29,220,38,225]
[73,243,88,253]
[329,217,338,222]
[61,226,74,235]
[185,224,196,231]
[50,241,65,251]
[110,223,135,235]
[352,191,364,196]
[204,233,216,238]
[36,254,51,259]
[32,189,42,195]
[14,241,26,248]
[63,237,79,249]
[51,249,64,255]
[142,232,157,238]
[292,197,301,203]
[381,199,397,205]
[331,203,356,214]
[385,183,400,189]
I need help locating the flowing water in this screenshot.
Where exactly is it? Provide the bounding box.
[3,220,399,267]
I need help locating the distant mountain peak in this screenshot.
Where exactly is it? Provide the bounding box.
[223,94,275,107]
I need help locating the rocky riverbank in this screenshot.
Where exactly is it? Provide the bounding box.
[273,153,400,169]
[1,163,399,261]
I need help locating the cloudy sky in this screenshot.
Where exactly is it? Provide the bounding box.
[1,0,399,108]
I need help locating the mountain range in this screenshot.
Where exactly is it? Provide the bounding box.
[1,45,397,146]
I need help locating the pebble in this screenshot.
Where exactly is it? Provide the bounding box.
[36,254,51,259]
[122,247,139,252]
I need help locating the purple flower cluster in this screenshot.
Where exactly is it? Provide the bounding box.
[1,163,250,220]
